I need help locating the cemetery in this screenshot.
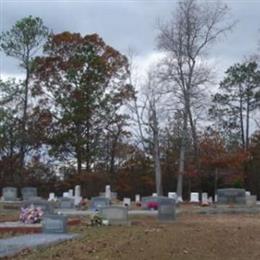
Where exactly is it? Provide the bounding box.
[1,0,260,259]
[1,185,260,259]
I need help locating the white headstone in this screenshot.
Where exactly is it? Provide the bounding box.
[68,189,73,198]
[48,193,56,201]
[135,194,140,203]
[74,196,82,206]
[123,198,131,207]
[168,192,177,199]
[105,185,111,199]
[201,192,208,205]
[63,192,69,198]
[190,192,199,202]
[214,194,218,202]
[246,191,251,196]
[152,193,158,197]
[75,185,81,197]
[208,196,213,203]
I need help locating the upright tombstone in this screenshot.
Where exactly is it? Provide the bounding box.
[100,206,129,225]
[123,198,131,207]
[68,189,73,198]
[190,192,199,203]
[75,185,81,197]
[42,215,68,234]
[217,188,246,205]
[158,202,176,222]
[60,197,74,209]
[168,192,177,200]
[246,195,257,207]
[2,187,17,201]
[201,193,208,205]
[89,197,110,211]
[62,192,69,198]
[105,185,111,199]
[22,198,54,214]
[21,187,37,201]
[135,194,141,203]
[74,185,82,206]
[152,193,158,197]
[48,193,56,201]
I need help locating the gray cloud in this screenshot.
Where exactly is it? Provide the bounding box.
[0,0,259,78]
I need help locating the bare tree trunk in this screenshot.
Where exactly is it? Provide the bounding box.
[152,106,163,196]
[177,108,188,201]
[20,64,29,168]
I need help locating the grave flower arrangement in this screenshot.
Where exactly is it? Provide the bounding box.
[147,201,159,210]
[19,205,44,224]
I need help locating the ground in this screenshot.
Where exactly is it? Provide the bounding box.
[2,210,260,260]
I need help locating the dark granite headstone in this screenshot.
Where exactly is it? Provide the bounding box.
[2,187,17,201]
[217,188,246,205]
[21,187,37,201]
[90,197,110,211]
[42,215,67,234]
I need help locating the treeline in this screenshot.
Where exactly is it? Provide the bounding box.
[0,0,260,200]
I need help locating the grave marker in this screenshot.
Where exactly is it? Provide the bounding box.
[2,187,17,201]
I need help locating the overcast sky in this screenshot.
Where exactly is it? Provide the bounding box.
[0,0,260,81]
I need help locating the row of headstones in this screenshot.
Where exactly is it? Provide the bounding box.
[1,187,38,201]
[48,185,82,207]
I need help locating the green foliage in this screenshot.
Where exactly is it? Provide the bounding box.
[0,16,49,66]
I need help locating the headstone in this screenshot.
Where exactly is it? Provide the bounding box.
[135,194,140,203]
[152,193,158,197]
[201,192,208,205]
[100,206,129,225]
[208,197,213,204]
[60,197,74,209]
[42,215,67,234]
[21,187,37,201]
[217,188,246,205]
[74,185,81,197]
[168,192,177,200]
[48,193,56,201]
[246,191,251,196]
[123,198,131,207]
[190,192,199,203]
[246,195,257,207]
[68,189,73,198]
[158,204,176,221]
[105,185,111,199]
[142,196,175,210]
[214,194,218,202]
[90,197,110,211]
[62,192,69,198]
[22,199,54,214]
[2,187,17,201]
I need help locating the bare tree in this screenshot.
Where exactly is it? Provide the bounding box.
[156,0,233,200]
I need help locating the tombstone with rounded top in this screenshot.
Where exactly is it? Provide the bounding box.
[21,187,37,201]
[90,197,110,211]
[2,187,17,201]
